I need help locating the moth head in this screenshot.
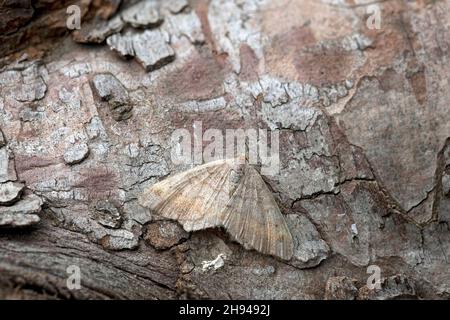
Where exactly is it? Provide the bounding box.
[227,156,247,196]
[236,153,247,163]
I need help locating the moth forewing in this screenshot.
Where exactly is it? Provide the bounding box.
[140,159,232,229]
[139,157,294,260]
[221,165,294,260]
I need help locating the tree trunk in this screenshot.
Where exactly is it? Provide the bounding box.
[0,0,449,299]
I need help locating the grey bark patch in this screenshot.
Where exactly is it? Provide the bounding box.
[0,213,40,228]
[0,148,17,183]
[251,265,276,276]
[0,129,5,147]
[92,73,129,105]
[107,32,134,56]
[163,0,189,14]
[91,200,122,229]
[100,229,139,250]
[442,173,450,197]
[91,73,133,121]
[0,148,9,183]
[163,10,204,44]
[262,102,319,131]
[106,29,175,71]
[0,62,48,102]
[286,214,330,268]
[63,143,90,165]
[324,276,358,300]
[19,105,45,122]
[121,1,163,28]
[0,194,42,214]
[123,200,153,225]
[17,77,47,102]
[342,33,373,51]
[0,181,24,205]
[72,1,162,45]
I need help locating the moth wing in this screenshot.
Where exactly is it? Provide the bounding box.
[220,165,294,260]
[138,159,234,231]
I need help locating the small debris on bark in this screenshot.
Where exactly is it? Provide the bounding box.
[201,253,226,272]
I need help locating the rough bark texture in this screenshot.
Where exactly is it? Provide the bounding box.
[0,0,449,299]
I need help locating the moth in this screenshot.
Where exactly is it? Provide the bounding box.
[138,157,294,260]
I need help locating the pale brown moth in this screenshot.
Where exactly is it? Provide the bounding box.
[138,157,294,260]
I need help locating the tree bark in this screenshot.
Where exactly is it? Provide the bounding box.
[0,0,449,299]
